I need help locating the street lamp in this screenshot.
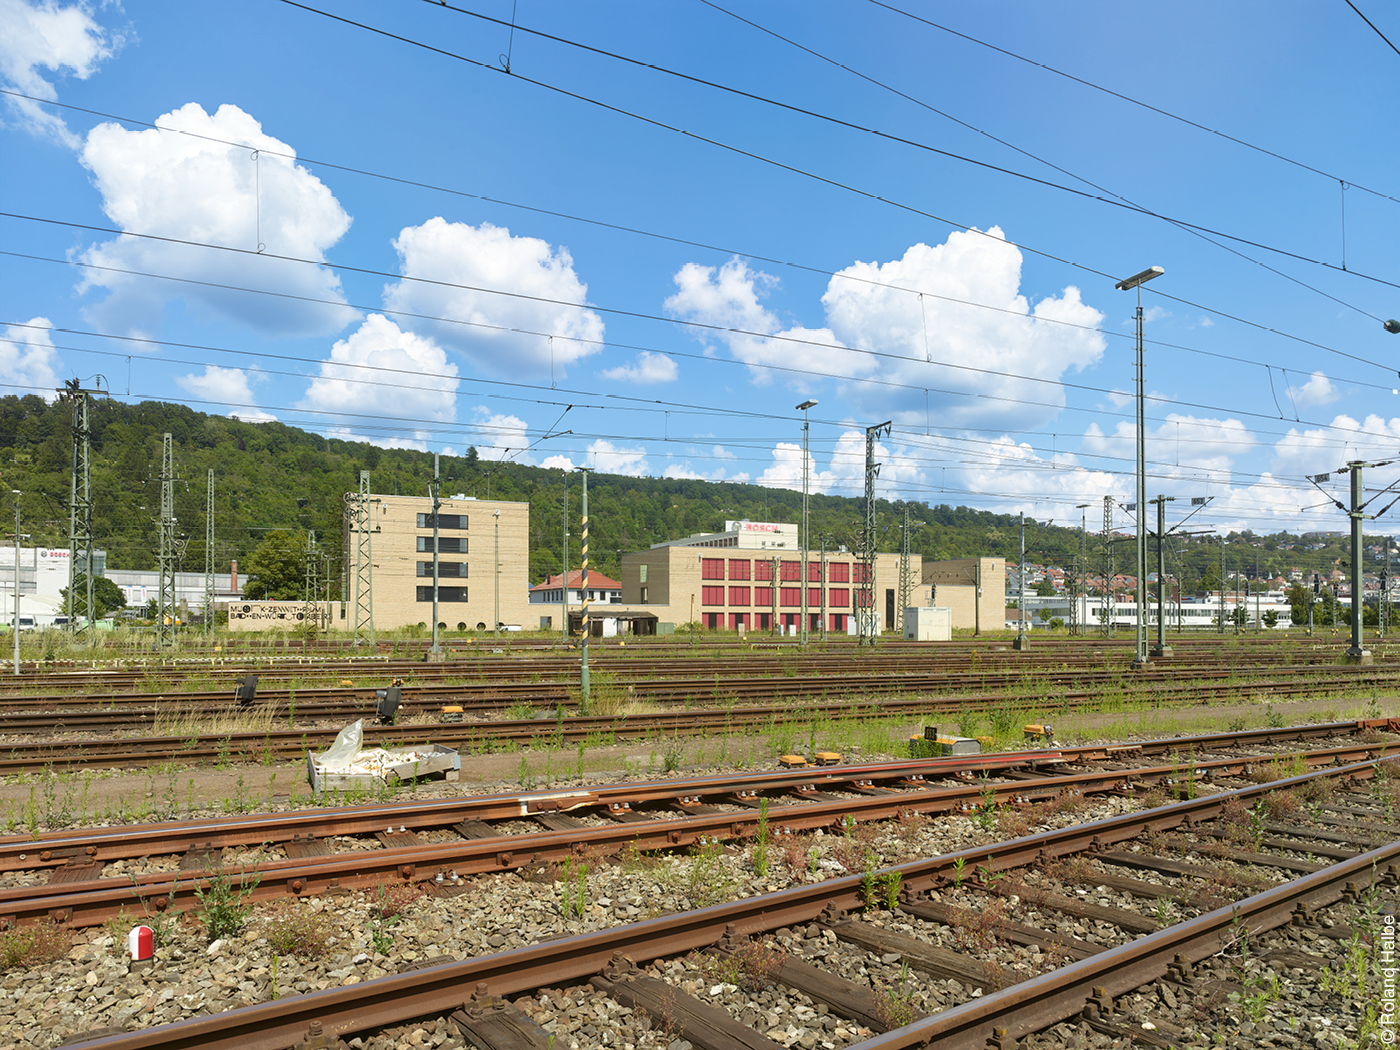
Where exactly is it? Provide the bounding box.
[10,491,19,676]
[492,509,501,639]
[796,399,818,646]
[1114,265,1164,669]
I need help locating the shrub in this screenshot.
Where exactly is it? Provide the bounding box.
[261,903,334,959]
[372,883,422,920]
[0,921,69,970]
[194,868,261,943]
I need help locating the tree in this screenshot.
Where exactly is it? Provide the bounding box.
[58,574,127,620]
[242,530,309,600]
[1034,579,1057,597]
[1263,610,1279,629]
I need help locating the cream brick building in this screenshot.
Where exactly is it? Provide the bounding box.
[343,493,534,631]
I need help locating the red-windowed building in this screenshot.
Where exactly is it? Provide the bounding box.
[617,520,911,635]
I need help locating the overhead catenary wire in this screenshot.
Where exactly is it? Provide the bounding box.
[7,234,1400,441]
[278,0,1400,301]
[2,89,1394,377]
[867,0,1400,206]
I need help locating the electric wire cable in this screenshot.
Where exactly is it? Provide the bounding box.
[6,238,1398,442]
[279,0,1400,299]
[2,88,1393,376]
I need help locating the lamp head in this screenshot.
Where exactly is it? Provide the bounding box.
[796,399,818,411]
[1114,266,1165,291]
[1385,319,1400,335]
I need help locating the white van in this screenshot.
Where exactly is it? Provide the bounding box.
[13,616,35,632]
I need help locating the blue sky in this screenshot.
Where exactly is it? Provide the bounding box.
[2,0,1399,538]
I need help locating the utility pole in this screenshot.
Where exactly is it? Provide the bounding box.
[349,470,375,647]
[797,399,817,646]
[493,509,501,639]
[580,467,591,704]
[1149,495,1176,658]
[897,506,912,639]
[204,470,214,638]
[561,471,569,644]
[11,490,21,675]
[1218,536,1226,634]
[429,454,441,656]
[1073,503,1090,636]
[60,379,98,637]
[858,420,891,646]
[1014,515,1029,651]
[820,532,828,642]
[302,530,318,633]
[1340,461,1373,663]
[156,434,176,649]
[1101,496,1113,638]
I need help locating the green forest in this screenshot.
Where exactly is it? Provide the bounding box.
[0,394,1379,597]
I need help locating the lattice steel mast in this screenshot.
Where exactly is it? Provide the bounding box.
[858,420,891,646]
[156,433,176,649]
[61,380,97,635]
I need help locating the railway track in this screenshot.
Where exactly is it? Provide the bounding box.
[0,724,1386,930]
[39,750,1394,1050]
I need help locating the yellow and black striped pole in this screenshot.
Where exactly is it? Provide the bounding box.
[580,467,590,704]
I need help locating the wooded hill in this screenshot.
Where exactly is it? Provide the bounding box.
[0,393,1375,596]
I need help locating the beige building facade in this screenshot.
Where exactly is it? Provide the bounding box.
[343,493,534,631]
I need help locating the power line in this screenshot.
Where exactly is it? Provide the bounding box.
[1344,0,1400,57]
[3,89,1394,374]
[8,236,1399,438]
[867,0,1400,205]
[696,0,1388,324]
[278,0,1400,299]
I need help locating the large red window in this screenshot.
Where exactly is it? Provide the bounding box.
[701,585,725,605]
[728,586,751,606]
[779,587,801,607]
[852,563,872,583]
[755,560,773,582]
[754,586,773,606]
[701,558,725,580]
[808,587,822,607]
[780,561,800,581]
[728,559,750,580]
[829,562,850,583]
[808,562,822,582]
[828,588,849,607]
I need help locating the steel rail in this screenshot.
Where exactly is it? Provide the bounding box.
[4,738,1388,930]
[57,755,1391,1050]
[0,676,1385,775]
[846,837,1400,1049]
[0,749,1070,873]
[0,657,1390,712]
[0,719,1378,872]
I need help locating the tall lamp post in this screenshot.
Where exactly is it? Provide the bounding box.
[10,491,19,676]
[796,399,818,645]
[1114,265,1165,669]
[492,509,501,639]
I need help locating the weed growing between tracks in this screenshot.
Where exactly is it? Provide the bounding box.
[0,920,68,971]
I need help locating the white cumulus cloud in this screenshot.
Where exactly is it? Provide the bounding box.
[470,411,531,462]
[586,439,648,477]
[0,317,62,397]
[0,0,119,145]
[821,229,1106,429]
[384,218,604,379]
[665,258,856,387]
[176,365,274,422]
[599,350,677,384]
[1286,370,1338,409]
[300,314,457,447]
[78,103,355,337]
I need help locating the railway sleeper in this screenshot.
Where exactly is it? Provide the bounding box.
[592,953,786,1050]
[711,925,925,1033]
